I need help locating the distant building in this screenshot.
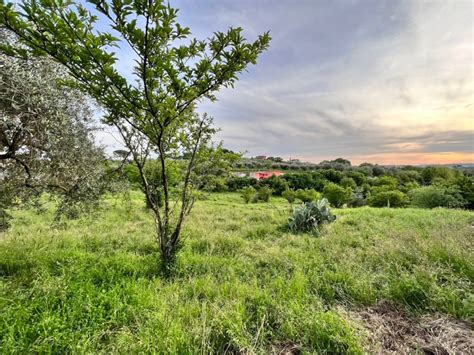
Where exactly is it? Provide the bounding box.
[255,155,267,160]
[249,171,283,180]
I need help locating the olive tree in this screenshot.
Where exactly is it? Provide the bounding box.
[0,29,107,230]
[0,0,270,270]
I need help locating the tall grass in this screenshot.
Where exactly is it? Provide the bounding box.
[1,192,472,353]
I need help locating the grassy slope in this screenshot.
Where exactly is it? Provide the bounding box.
[0,192,473,353]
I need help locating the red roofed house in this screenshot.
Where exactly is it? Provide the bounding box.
[250,171,283,180]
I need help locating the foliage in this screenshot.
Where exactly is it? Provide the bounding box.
[0,192,472,352]
[257,175,288,195]
[282,189,296,204]
[241,186,256,204]
[226,176,258,191]
[288,198,336,234]
[192,145,241,192]
[368,190,408,208]
[252,186,272,203]
[142,160,183,208]
[421,166,459,185]
[0,30,107,228]
[348,187,367,208]
[455,176,474,209]
[283,172,326,191]
[371,176,398,189]
[323,183,352,207]
[340,177,357,189]
[217,160,472,211]
[320,169,344,183]
[0,0,270,269]
[400,181,420,193]
[296,188,321,203]
[409,186,466,209]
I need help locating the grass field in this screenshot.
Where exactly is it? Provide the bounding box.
[1,192,473,353]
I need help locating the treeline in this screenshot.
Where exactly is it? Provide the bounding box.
[118,157,473,210]
[226,161,474,209]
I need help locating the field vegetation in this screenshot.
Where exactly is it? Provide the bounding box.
[1,192,473,353]
[1,0,473,353]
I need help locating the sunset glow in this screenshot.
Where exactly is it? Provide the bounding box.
[95,0,474,166]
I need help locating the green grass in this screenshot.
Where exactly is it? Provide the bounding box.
[1,192,473,353]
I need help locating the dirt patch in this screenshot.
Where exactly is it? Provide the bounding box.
[358,301,473,354]
[269,342,301,354]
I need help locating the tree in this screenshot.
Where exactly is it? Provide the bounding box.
[0,29,106,230]
[340,177,357,190]
[0,0,270,270]
[408,186,465,209]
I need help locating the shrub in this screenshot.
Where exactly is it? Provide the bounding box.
[205,176,228,192]
[241,187,256,204]
[0,207,11,232]
[456,176,474,209]
[348,187,367,207]
[296,188,321,203]
[226,176,258,191]
[409,186,466,209]
[288,198,336,234]
[282,189,296,204]
[323,183,352,207]
[368,190,407,207]
[252,186,272,203]
[257,176,289,195]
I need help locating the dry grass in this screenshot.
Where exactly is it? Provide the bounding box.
[357,301,473,354]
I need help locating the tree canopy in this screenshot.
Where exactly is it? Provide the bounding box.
[0,29,107,229]
[0,0,271,270]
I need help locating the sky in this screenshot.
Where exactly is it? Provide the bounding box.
[97,0,474,165]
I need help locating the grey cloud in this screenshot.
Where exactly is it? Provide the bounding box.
[97,0,473,163]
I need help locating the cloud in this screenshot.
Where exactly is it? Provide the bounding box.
[97,0,473,164]
[188,0,473,164]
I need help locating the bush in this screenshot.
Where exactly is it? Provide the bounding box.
[409,186,465,209]
[252,186,272,203]
[226,176,258,191]
[257,175,288,195]
[241,187,256,204]
[205,176,227,192]
[456,176,474,209]
[296,188,321,203]
[368,190,407,207]
[288,198,336,234]
[282,189,296,204]
[0,207,11,232]
[348,187,367,207]
[322,183,352,207]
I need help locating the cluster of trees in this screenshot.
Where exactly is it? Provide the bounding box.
[223,162,474,209]
[235,157,358,171]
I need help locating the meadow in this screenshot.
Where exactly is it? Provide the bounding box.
[1,192,473,353]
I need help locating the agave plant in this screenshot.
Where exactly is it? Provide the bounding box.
[288,198,336,234]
